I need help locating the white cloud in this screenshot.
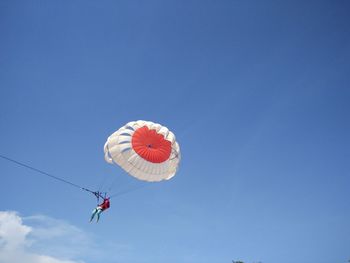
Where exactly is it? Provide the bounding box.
[0,211,84,263]
[24,214,92,259]
[0,210,133,263]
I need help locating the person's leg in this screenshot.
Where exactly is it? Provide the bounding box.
[96,208,103,222]
[90,208,98,222]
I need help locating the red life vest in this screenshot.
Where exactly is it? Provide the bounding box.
[100,199,110,211]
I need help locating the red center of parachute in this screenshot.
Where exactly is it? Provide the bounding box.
[131,126,171,163]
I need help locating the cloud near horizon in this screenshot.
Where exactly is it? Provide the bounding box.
[0,211,85,263]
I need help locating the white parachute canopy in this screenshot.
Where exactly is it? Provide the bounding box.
[104,120,181,182]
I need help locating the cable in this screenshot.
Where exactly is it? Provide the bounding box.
[0,153,149,200]
[0,154,89,191]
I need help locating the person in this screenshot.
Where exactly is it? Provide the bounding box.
[90,197,110,223]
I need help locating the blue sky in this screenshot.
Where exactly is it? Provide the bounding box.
[1,1,349,263]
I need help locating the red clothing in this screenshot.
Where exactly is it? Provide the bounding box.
[99,199,110,211]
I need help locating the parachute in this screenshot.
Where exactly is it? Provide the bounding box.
[104,120,181,182]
